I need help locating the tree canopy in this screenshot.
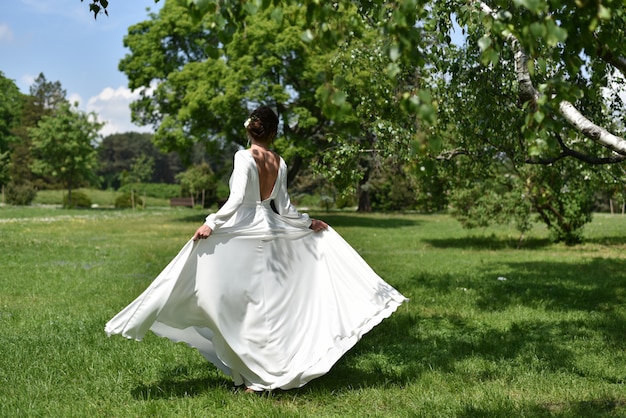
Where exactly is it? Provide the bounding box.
[85,0,626,158]
[29,102,103,205]
[0,72,23,176]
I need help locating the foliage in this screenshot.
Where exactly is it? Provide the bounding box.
[119,1,336,175]
[8,74,69,190]
[429,30,608,243]
[119,155,155,187]
[369,160,419,212]
[409,158,450,213]
[115,192,145,209]
[4,181,37,206]
[118,182,181,199]
[86,1,626,226]
[119,1,419,209]
[62,190,92,209]
[29,101,103,206]
[175,162,218,207]
[97,132,183,189]
[0,72,23,187]
[4,209,626,416]
[28,73,67,115]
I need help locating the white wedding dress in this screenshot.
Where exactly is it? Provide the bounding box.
[105,149,407,391]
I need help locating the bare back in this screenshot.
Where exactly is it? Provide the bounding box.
[249,146,280,201]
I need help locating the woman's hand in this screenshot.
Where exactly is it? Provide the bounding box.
[309,219,328,232]
[193,224,213,241]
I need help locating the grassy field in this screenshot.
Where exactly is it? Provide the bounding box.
[1,206,626,417]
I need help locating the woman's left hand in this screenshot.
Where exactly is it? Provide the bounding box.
[309,219,328,232]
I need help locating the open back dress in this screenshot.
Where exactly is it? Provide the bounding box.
[105,149,407,391]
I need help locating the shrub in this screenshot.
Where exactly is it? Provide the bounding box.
[4,182,37,206]
[118,183,180,199]
[114,192,144,209]
[63,191,92,209]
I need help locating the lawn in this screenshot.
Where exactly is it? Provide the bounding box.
[1,206,626,417]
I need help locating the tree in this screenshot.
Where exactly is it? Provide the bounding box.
[119,2,339,182]
[29,102,103,207]
[29,73,67,116]
[175,162,217,207]
[9,73,69,190]
[119,1,419,210]
[97,132,182,188]
[0,72,23,197]
[0,72,22,155]
[120,155,155,185]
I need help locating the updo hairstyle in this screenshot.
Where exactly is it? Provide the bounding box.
[245,106,279,144]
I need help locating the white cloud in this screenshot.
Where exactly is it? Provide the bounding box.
[81,86,154,137]
[0,23,14,43]
[19,0,91,23]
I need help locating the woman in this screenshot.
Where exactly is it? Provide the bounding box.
[105,106,407,392]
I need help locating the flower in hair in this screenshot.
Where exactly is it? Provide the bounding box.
[244,118,251,128]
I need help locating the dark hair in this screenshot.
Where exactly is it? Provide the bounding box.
[246,106,279,143]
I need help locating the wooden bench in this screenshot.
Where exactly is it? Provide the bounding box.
[170,197,194,208]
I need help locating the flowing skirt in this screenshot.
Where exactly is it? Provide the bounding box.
[105,226,407,391]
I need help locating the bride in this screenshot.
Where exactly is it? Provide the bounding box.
[105,105,407,392]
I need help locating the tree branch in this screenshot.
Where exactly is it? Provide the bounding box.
[436,147,469,160]
[525,132,626,165]
[473,0,626,158]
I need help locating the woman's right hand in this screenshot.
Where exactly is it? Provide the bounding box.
[309,219,328,232]
[193,224,213,241]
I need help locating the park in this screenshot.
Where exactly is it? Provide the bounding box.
[2,0,626,416]
[1,203,626,416]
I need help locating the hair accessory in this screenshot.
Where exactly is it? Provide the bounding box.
[244,118,251,128]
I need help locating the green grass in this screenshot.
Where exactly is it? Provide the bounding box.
[1,207,626,417]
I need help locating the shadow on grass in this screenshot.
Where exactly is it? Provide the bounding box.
[424,235,552,250]
[316,214,421,229]
[173,213,422,229]
[426,231,626,250]
[457,398,626,418]
[474,257,626,314]
[585,235,626,246]
[131,365,231,399]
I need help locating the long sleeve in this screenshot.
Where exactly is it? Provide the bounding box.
[272,159,312,228]
[205,151,250,231]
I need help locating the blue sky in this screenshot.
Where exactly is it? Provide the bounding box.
[0,0,163,136]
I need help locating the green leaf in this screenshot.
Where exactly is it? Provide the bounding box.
[389,45,401,62]
[331,91,347,106]
[270,7,283,22]
[480,48,499,66]
[386,62,401,78]
[529,22,546,38]
[518,0,545,13]
[545,20,568,46]
[477,35,492,51]
[300,29,314,42]
[598,5,611,20]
